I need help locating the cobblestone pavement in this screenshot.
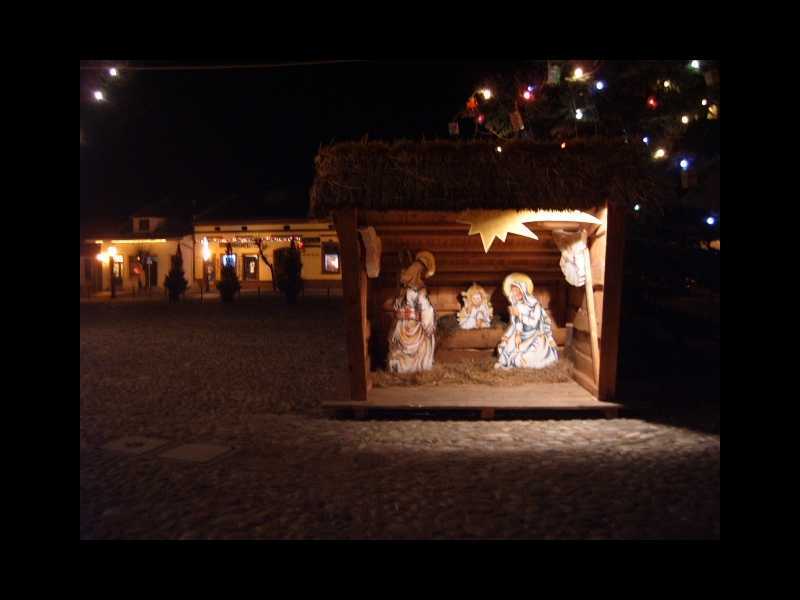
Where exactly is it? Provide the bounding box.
[80,299,720,539]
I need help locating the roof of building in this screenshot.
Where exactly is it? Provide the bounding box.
[193,186,311,224]
[79,217,129,240]
[131,196,196,219]
[310,138,672,216]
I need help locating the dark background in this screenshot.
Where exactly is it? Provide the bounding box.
[80,60,516,219]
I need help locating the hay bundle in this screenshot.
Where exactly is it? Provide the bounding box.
[372,356,574,388]
[310,137,670,217]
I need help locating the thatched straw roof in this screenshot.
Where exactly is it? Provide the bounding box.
[310,138,670,216]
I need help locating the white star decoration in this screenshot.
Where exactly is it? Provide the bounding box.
[456,209,602,252]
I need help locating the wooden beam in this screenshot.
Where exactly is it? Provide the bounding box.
[598,202,626,402]
[334,208,369,402]
[582,230,601,386]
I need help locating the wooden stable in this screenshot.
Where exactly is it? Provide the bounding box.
[310,139,655,418]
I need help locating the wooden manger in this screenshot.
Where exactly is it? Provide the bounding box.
[309,139,662,418]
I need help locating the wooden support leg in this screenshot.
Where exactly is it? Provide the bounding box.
[334,208,369,403]
[598,202,626,403]
[582,231,601,387]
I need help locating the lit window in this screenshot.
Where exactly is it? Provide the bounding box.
[222,254,237,268]
[322,241,340,273]
[324,254,340,273]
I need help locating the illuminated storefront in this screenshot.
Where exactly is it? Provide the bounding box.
[193,218,342,291]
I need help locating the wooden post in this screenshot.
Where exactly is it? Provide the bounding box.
[582,230,601,386]
[598,201,626,402]
[334,207,369,402]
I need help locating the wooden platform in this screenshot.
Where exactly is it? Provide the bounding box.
[324,382,621,419]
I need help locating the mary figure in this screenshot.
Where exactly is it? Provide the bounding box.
[388,251,437,373]
[495,273,558,369]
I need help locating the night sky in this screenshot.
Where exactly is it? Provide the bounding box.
[80,60,519,220]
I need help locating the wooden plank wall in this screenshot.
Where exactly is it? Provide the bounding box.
[362,211,569,371]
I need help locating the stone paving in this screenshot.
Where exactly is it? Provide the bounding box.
[80,298,719,539]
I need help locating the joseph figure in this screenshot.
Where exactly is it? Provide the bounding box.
[388,251,437,374]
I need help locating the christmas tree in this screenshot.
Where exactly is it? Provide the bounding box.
[451,60,719,194]
[216,242,241,302]
[451,59,720,294]
[163,243,188,302]
[275,238,303,304]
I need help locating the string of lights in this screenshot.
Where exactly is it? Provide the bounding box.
[453,60,719,226]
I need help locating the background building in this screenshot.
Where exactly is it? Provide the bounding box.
[193,188,341,294]
[82,200,194,296]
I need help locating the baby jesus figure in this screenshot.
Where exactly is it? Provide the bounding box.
[456,283,493,330]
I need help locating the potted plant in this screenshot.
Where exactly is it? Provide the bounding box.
[163,243,188,302]
[275,238,303,304]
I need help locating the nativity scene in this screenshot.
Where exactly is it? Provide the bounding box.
[313,139,654,417]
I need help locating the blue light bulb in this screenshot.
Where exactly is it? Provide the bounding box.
[706,216,716,226]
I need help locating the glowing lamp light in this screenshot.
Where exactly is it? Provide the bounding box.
[496,146,502,153]
[573,67,584,79]
[480,88,492,100]
[595,80,605,90]
[201,237,211,261]
[560,142,566,149]
[690,60,700,69]
[107,246,118,258]
[680,159,689,170]
[706,216,716,226]
[681,115,690,124]
[527,85,534,92]
[634,204,641,212]
[93,90,105,101]
[477,114,485,124]
[575,109,584,120]
[522,90,532,100]
[109,67,119,77]
[96,252,108,262]
[642,136,650,144]
[647,96,658,108]
[701,98,708,106]
[663,80,671,88]
[653,148,666,159]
